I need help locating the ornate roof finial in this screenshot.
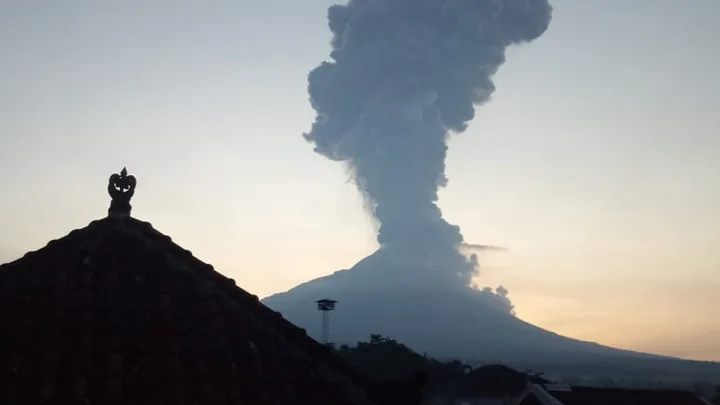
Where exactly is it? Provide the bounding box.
[108,167,136,217]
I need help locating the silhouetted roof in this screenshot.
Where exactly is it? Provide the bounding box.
[539,385,710,405]
[455,364,529,396]
[526,373,552,385]
[0,169,387,405]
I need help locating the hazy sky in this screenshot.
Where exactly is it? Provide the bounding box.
[1,1,718,361]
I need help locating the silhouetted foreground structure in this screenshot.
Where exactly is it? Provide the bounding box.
[0,169,425,405]
[423,364,545,404]
[516,383,711,405]
[425,363,712,405]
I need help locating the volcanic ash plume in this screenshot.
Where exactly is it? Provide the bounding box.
[304,1,552,291]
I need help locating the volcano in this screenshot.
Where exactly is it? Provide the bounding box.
[263,249,663,363]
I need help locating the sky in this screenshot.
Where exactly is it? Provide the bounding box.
[0,0,718,361]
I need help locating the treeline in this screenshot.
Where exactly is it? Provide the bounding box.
[329,334,469,383]
[327,334,720,402]
[327,334,532,398]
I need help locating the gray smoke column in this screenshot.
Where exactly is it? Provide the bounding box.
[304,0,552,287]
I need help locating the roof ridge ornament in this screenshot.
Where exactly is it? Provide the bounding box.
[108,167,136,217]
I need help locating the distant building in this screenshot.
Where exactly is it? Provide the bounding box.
[426,364,540,405]
[518,381,712,405]
[425,363,713,405]
[0,169,425,405]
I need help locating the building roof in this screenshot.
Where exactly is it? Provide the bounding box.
[0,169,422,405]
[454,364,529,396]
[519,384,712,405]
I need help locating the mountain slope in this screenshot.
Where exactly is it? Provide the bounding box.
[262,250,664,363]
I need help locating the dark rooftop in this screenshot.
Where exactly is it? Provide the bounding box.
[0,169,421,405]
[454,364,530,396]
[539,385,711,405]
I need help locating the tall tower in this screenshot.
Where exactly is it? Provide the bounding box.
[315,298,337,344]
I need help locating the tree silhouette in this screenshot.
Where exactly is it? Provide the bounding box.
[334,334,431,381]
[331,334,474,397]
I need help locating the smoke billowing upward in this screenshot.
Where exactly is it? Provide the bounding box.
[304,1,552,291]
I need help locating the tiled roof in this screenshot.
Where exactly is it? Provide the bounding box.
[544,386,711,405]
[0,169,422,405]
